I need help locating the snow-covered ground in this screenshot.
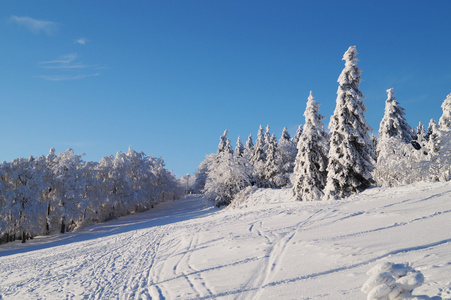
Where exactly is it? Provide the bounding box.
[1,181,451,299]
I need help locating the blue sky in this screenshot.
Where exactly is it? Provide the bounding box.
[1,1,451,178]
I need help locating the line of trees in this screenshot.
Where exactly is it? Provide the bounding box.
[0,147,182,244]
[193,46,451,206]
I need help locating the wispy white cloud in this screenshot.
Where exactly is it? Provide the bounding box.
[75,38,87,45]
[38,53,103,81]
[37,73,100,81]
[10,15,58,35]
[40,53,79,66]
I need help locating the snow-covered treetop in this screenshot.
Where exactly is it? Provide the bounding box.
[304,91,326,131]
[337,46,363,90]
[217,130,232,155]
[279,127,291,144]
[257,125,264,142]
[439,93,451,129]
[329,46,371,137]
[378,88,412,143]
[252,125,266,163]
[234,136,244,158]
[245,134,254,151]
[293,124,303,146]
[264,125,271,144]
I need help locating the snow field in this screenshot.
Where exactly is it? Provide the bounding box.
[0,181,451,299]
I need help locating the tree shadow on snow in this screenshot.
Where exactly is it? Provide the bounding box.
[0,196,216,257]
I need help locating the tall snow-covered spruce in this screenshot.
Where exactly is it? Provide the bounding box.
[325,46,375,199]
[293,91,329,201]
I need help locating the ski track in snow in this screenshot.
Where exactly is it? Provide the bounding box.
[1,182,451,299]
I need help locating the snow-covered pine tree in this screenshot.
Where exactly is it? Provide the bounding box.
[438,93,451,129]
[325,46,375,199]
[412,122,429,154]
[264,125,271,149]
[243,134,254,164]
[371,134,378,161]
[293,124,303,147]
[218,130,233,155]
[278,127,296,183]
[264,132,284,188]
[428,93,451,181]
[293,91,329,201]
[374,90,421,187]
[234,136,244,158]
[280,127,291,142]
[427,120,439,155]
[378,88,412,143]
[251,125,267,187]
[245,134,254,153]
[426,118,437,141]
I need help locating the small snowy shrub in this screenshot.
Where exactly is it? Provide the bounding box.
[362,262,431,300]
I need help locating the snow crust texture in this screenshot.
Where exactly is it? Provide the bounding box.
[1,181,451,299]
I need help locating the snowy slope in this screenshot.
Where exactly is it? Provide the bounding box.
[1,181,451,299]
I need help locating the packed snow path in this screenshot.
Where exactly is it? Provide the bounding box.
[1,182,451,299]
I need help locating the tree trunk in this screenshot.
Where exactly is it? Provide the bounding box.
[21,231,26,243]
[46,203,51,235]
[60,219,66,234]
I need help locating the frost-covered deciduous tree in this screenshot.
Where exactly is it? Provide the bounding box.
[48,149,87,233]
[373,138,430,187]
[0,156,49,242]
[293,91,329,201]
[192,153,216,194]
[203,151,251,207]
[204,132,251,206]
[325,46,375,199]
[0,147,182,244]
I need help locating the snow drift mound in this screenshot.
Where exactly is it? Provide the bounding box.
[362,262,432,300]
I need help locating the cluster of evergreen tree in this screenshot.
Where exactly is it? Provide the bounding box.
[192,124,298,207]
[375,91,451,185]
[195,46,451,206]
[0,147,182,244]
